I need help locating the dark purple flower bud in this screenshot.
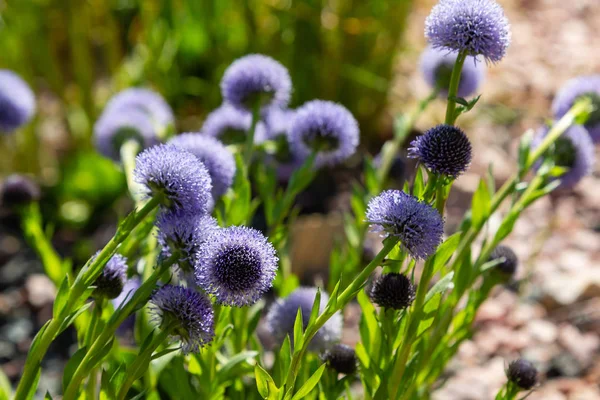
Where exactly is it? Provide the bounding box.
[370,273,416,310]
[288,100,359,168]
[488,245,518,276]
[265,287,342,352]
[1,175,41,207]
[0,70,35,133]
[425,0,511,63]
[92,253,128,300]
[168,134,236,199]
[150,284,214,354]
[409,124,472,178]
[221,54,292,112]
[323,344,358,375]
[552,75,600,143]
[367,190,444,260]
[506,359,537,390]
[420,46,485,98]
[134,144,212,216]
[197,226,278,306]
[533,125,595,189]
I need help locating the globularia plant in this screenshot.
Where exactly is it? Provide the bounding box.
[2,0,597,399]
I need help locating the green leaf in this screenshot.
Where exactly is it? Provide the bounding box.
[292,364,326,400]
[471,178,491,228]
[100,368,116,400]
[494,212,519,243]
[277,336,292,384]
[424,272,455,304]
[518,129,534,174]
[357,290,377,352]
[218,351,259,379]
[430,233,462,275]
[58,302,93,335]
[412,167,425,198]
[364,156,379,195]
[293,308,304,351]
[52,276,70,316]
[307,288,321,328]
[63,346,88,391]
[254,364,278,399]
[44,392,53,400]
[0,368,11,400]
[416,294,442,337]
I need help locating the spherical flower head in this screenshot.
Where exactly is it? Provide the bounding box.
[93,109,158,161]
[92,252,128,300]
[425,0,511,63]
[156,213,218,271]
[0,70,35,133]
[532,125,595,190]
[150,284,214,354]
[323,344,358,375]
[134,144,212,215]
[103,88,174,136]
[197,226,278,306]
[168,133,236,198]
[552,75,600,143]
[265,287,342,352]
[1,175,41,208]
[369,273,416,310]
[409,124,472,178]
[200,104,267,145]
[506,359,537,390]
[488,245,518,276]
[420,46,485,98]
[220,54,292,112]
[288,100,359,168]
[366,190,444,259]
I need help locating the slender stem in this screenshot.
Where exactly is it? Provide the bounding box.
[435,182,447,215]
[62,252,179,400]
[444,51,467,126]
[117,328,172,400]
[14,197,161,400]
[120,139,142,202]
[243,103,261,166]
[282,238,399,396]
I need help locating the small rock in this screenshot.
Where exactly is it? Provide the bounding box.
[25,274,56,308]
[527,320,558,344]
[558,324,600,368]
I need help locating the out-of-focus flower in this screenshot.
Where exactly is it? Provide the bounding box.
[420,46,485,98]
[288,100,359,168]
[1,175,40,207]
[488,245,518,276]
[506,359,537,390]
[323,344,358,375]
[221,54,292,112]
[92,253,128,300]
[0,70,35,133]
[200,104,267,145]
[103,88,174,133]
[266,287,342,352]
[552,75,600,143]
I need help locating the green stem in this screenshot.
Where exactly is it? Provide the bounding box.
[117,328,172,400]
[243,103,261,167]
[62,252,179,400]
[14,197,161,400]
[282,238,399,396]
[120,139,142,202]
[444,51,467,126]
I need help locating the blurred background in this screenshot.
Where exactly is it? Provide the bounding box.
[0,0,599,398]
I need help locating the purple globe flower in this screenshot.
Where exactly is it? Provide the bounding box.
[150,284,214,354]
[366,190,444,259]
[408,124,472,178]
[103,88,174,133]
[288,100,359,168]
[92,253,128,299]
[265,287,342,352]
[532,125,595,190]
[488,245,518,276]
[323,344,357,375]
[552,75,600,143]
[419,46,486,98]
[369,273,416,310]
[506,359,537,390]
[156,213,218,270]
[220,54,292,112]
[168,134,236,199]
[264,108,295,140]
[196,226,278,306]
[93,109,158,161]
[134,144,212,215]
[200,104,268,145]
[0,70,35,133]
[425,0,511,63]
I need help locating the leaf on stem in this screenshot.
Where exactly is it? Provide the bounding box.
[291,364,326,400]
